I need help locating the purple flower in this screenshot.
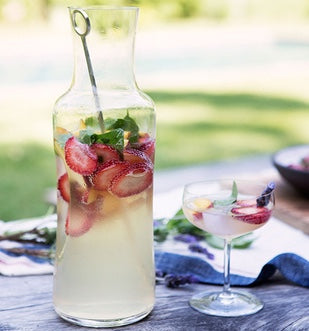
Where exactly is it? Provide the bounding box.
[257,182,275,207]
[173,234,202,243]
[164,273,199,288]
[153,220,162,228]
[188,243,215,260]
[155,269,166,278]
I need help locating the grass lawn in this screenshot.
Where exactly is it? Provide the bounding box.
[151,90,309,168]
[1,87,309,221]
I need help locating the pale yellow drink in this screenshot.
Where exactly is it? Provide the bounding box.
[53,186,154,321]
[53,110,155,327]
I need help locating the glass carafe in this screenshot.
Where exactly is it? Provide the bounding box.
[52,6,155,328]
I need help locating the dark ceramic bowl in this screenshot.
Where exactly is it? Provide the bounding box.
[272,145,309,197]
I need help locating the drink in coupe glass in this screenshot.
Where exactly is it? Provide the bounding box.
[183,179,275,316]
[52,7,155,327]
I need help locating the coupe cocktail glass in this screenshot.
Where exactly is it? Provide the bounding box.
[182,179,275,317]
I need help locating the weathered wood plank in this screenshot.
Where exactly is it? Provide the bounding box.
[0,275,308,331]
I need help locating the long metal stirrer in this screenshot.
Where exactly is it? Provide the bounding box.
[72,9,104,133]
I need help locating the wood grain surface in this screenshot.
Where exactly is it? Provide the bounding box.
[0,274,308,331]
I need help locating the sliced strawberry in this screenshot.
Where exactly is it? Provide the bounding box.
[231,206,271,224]
[123,148,152,166]
[138,139,155,161]
[236,199,257,207]
[69,181,86,203]
[65,136,97,175]
[92,160,129,191]
[65,208,94,237]
[65,184,104,236]
[57,173,70,203]
[90,143,119,163]
[193,211,203,221]
[129,134,155,162]
[109,163,153,198]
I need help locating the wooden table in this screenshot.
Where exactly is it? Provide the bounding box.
[1,156,308,330]
[0,274,308,331]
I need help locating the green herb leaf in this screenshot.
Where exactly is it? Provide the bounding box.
[232,233,256,248]
[108,113,139,143]
[85,116,99,128]
[104,118,117,130]
[205,232,256,249]
[79,128,96,145]
[154,227,169,242]
[204,234,225,249]
[90,128,124,153]
[214,181,238,207]
[81,113,139,151]
[37,227,57,245]
[166,209,205,237]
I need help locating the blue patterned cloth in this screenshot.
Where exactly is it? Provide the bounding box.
[155,251,309,287]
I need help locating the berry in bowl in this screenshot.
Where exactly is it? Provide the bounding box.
[272,145,309,197]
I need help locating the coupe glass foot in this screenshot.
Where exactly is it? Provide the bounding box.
[189,290,263,317]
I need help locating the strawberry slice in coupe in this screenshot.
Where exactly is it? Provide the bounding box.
[109,162,153,198]
[231,206,271,224]
[57,173,70,203]
[90,143,120,163]
[65,136,97,175]
[193,211,203,221]
[236,199,257,207]
[190,198,213,222]
[92,160,129,191]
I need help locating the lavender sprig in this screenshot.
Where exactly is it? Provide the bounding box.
[188,243,215,260]
[155,269,166,278]
[156,269,200,288]
[0,226,56,245]
[164,273,199,288]
[173,234,203,243]
[4,247,54,259]
[256,182,276,207]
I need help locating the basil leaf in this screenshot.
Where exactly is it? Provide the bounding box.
[79,128,96,145]
[104,118,117,130]
[214,181,238,207]
[205,232,256,249]
[84,116,99,128]
[108,113,139,143]
[232,233,256,248]
[90,128,124,153]
[205,234,225,249]
[154,227,169,242]
[167,209,205,237]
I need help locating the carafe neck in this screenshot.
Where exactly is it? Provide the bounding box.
[69,7,138,92]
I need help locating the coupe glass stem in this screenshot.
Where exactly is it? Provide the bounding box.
[223,239,232,294]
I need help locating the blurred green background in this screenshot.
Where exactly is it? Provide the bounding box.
[1,0,309,220]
